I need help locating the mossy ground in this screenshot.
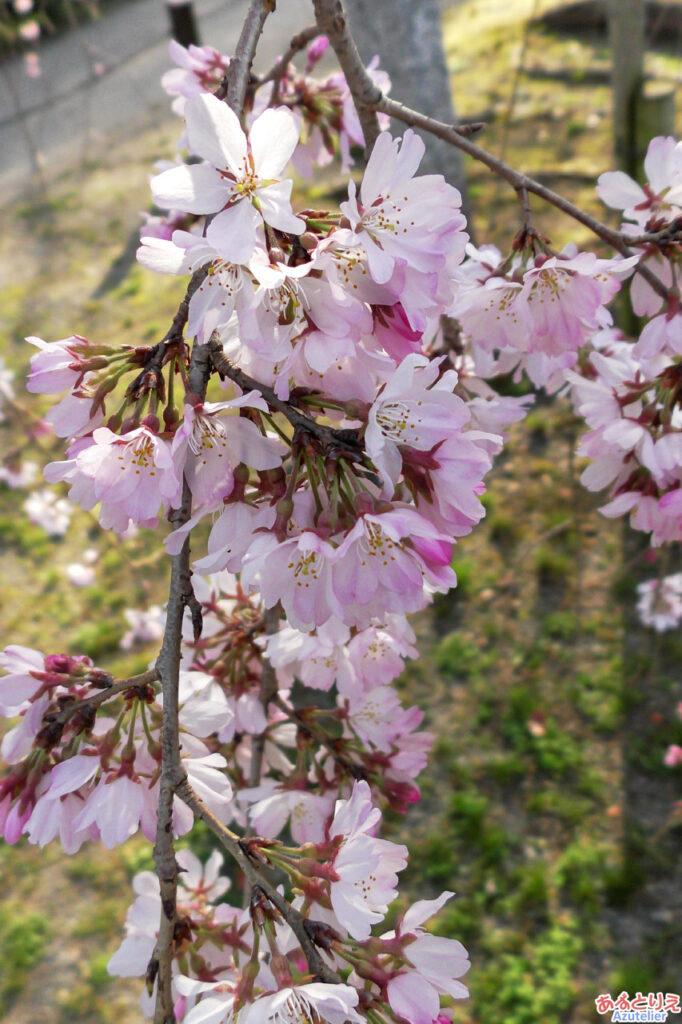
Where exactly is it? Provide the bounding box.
[1,1,682,1021]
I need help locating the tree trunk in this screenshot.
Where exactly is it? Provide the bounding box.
[344,0,473,228]
[608,0,645,177]
[165,0,201,47]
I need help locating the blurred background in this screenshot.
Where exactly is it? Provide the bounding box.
[0,1,681,1021]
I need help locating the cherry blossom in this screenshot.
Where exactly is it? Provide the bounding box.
[241,532,342,633]
[385,893,470,1024]
[239,984,364,1024]
[664,744,682,767]
[151,94,305,262]
[636,573,682,632]
[333,509,456,628]
[23,488,73,537]
[323,779,407,939]
[16,19,682,1021]
[365,353,470,496]
[597,135,682,228]
[45,425,182,533]
[25,334,96,394]
[342,129,466,281]
[172,396,284,507]
[120,606,165,650]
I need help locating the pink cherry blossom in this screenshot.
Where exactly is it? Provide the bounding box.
[597,136,682,228]
[45,425,182,533]
[191,501,277,574]
[347,617,417,689]
[25,334,94,394]
[120,606,165,650]
[365,354,470,496]
[23,488,73,537]
[264,618,358,696]
[326,779,408,939]
[162,39,231,116]
[0,645,47,715]
[151,94,305,261]
[242,532,342,633]
[664,744,682,767]
[385,892,470,1024]
[636,573,682,632]
[240,782,334,843]
[341,129,467,301]
[333,509,456,628]
[172,397,284,507]
[239,984,363,1024]
[520,251,634,356]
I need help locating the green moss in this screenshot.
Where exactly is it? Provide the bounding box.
[541,610,579,639]
[414,834,458,886]
[554,841,607,909]
[88,952,114,990]
[507,861,550,919]
[473,918,583,1024]
[64,855,113,888]
[70,620,123,657]
[451,556,475,598]
[0,906,51,1012]
[71,901,121,939]
[484,753,526,785]
[489,511,523,548]
[530,721,583,778]
[534,545,574,585]
[571,664,623,732]
[448,791,489,833]
[434,632,483,677]
[120,839,156,879]
[525,789,594,828]
[0,515,52,558]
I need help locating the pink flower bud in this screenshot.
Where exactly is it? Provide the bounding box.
[305,35,329,70]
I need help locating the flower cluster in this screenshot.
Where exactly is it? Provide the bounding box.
[6,19,682,1024]
[566,329,682,545]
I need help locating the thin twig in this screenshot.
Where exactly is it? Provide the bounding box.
[175,776,340,983]
[151,347,211,1024]
[55,669,158,724]
[151,491,190,1023]
[273,692,364,779]
[372,93,673,301]
[311,0,381,154]
[303,24,673,302]
[206,333,364,462]
[207,334,365,464]
[150,3,270,1005]
[258,25,320,100]
[248,606,282,790]
[225,0,276,114]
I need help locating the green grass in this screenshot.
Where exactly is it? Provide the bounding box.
[0,1,680,1021]
[0,906,51,1013]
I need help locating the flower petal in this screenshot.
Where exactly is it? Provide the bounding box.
[186,92,247,172]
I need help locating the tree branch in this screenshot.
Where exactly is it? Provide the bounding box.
[57,669,158,723]
[36,669,159,751]
[302,14,673,302]
[151,1,269,1005]
[225,0,277,114]
[247,605,281,790]
[374,94,674,301]
[258,25,320,98]
[311,0,381,153]
[151,494,190,1024]
[152,346,211,1024]
[207,333,365,464]
[174,776,340,983]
